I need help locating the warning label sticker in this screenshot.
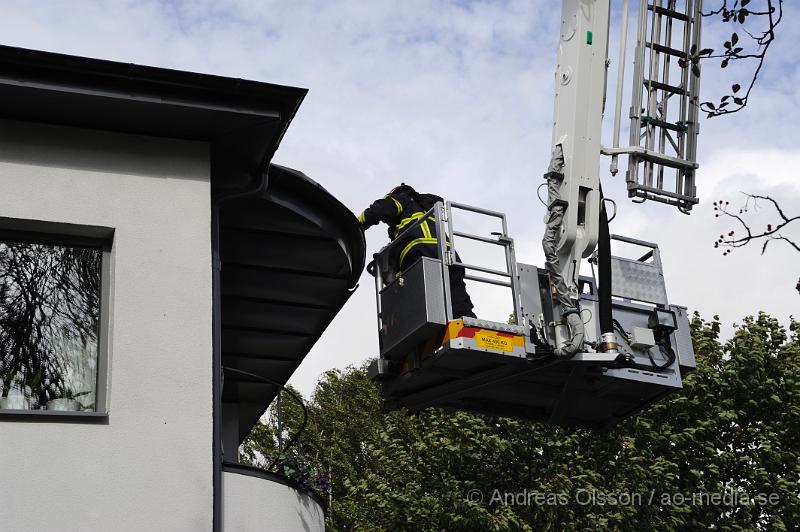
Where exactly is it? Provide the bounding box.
[474,331,514,352]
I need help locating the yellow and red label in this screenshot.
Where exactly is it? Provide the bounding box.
[442,320,524,353]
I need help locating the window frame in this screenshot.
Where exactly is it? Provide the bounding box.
[0,216,113,422]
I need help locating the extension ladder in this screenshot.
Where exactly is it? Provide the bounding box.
[606,0,704,212]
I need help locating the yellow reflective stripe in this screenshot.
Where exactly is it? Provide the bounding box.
[421,220,431,239]
[399,237,439,266]
[384,194,403,215]
[394,211,426,238]
[357,212,365,224]
[394,213,438,237]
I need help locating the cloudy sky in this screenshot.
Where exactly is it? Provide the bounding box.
[2,0,797,397]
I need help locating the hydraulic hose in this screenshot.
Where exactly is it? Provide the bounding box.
[597,188,617,353]
[554,311,585,357]
[598,196,613,335]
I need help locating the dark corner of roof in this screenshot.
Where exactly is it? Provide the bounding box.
[269,163,366,286]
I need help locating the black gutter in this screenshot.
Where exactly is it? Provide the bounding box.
[0,45,304,120]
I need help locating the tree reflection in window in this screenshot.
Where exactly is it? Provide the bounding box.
[0,241,100,411]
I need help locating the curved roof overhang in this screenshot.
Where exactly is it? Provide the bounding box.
[219,164,365,440]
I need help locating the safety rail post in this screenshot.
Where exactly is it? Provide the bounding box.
[436,201,453,321]
[445,201,522,327]
[372,255,384,354]
[505,234,524,327]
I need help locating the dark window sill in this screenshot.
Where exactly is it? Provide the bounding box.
[0,409,109,423]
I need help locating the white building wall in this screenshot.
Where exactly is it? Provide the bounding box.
[223,471,325,532]
[0,119,214,532]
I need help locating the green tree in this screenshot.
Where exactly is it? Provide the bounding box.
[242,313,800,530]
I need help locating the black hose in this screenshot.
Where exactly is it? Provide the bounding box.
[598,190,614,335]
[623,340,676,372]
[612,317,677,372]
[647,333,677,370]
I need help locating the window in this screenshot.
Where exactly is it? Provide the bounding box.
[0,218,112,415]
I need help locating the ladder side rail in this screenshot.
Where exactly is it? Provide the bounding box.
[684,0,703,204]
[628,0,650,196]
[676,0,693,196]
[656,0,678,190]
[645,0,665,188]
[610,0,631,175]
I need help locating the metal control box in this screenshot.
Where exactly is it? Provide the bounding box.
[630,327,656,350]
[379,257,447,360]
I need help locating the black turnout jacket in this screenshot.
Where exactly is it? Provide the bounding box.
[359,191,444,269]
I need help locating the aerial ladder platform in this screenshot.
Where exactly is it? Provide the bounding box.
[367,0,703,430]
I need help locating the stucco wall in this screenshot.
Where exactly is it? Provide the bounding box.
[223,470,325,532]
[0,119,213,531]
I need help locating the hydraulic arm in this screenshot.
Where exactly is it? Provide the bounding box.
[542,0,610,356]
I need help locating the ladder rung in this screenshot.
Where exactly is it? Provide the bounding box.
[628,189,697,211]
[633,149,697,170]
[641,117,688,132]
[628,183,699,204]
[643,79,686,96]
[647,4,690,22]
[647,42,687,58]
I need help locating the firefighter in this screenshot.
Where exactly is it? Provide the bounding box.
[358,184,476,319]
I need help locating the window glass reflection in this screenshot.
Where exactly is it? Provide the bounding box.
[0,241,100,411]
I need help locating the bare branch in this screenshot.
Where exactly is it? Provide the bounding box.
[713,193,799,257]
[771,235,800,254]
[696,0,784,117]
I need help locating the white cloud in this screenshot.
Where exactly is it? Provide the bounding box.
[1,0,797,397]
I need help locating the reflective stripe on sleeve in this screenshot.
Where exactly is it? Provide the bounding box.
[383,194,403,215]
